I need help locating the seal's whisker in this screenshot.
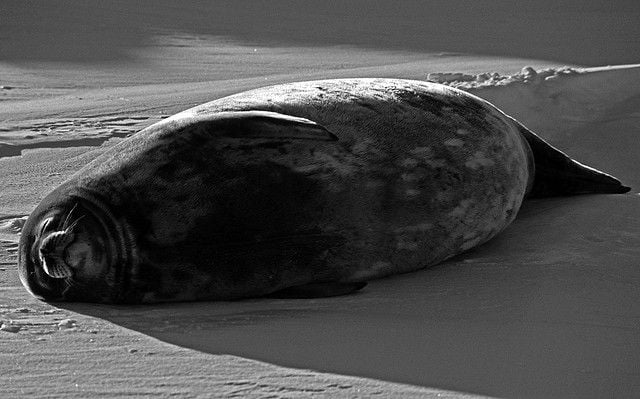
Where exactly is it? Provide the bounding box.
[65,278,90,292]
[52,262,72,278]
[60,203,79,230]
[61,277,81,297]
[41,252,73,279]
[64,214,85,233]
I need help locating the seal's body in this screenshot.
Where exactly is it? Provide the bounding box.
[18,79,629,303]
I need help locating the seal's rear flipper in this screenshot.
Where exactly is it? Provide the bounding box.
[519,126,631,198]
[267,282,367,299]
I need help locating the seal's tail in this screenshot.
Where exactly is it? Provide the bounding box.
[518,125,631,198]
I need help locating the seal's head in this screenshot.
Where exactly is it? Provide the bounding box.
[18,187,131,303]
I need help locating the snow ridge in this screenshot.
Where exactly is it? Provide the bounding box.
[427,66,581,89]
[427,64,640,139]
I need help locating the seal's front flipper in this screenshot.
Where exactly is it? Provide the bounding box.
[218,110,339,141]
[519,125,631,198]
[267,282,367,299]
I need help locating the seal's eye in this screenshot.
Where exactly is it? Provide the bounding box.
[39,218,52,236]
[31,217,54,264]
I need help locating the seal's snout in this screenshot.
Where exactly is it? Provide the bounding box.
[19,191,129,303]
[38,229,76,279]
[34,205,86,279]
[18,202,85,301]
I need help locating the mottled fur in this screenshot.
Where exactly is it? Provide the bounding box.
[18,79,628,303]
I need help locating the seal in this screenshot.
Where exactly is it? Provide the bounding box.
[17,78,630,303]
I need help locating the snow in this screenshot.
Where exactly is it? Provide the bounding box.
[2,2,640,398]
[463,65,640,142]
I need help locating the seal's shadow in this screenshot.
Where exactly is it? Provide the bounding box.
[62,196,640,399]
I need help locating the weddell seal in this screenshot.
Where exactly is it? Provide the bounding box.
[18,79,630,303]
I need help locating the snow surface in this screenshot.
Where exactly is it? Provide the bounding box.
[1,2,640,398]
